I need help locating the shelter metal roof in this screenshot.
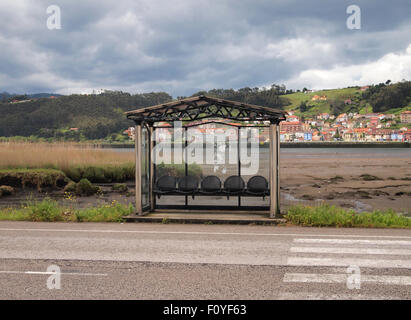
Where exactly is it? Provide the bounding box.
[126,95,287,124]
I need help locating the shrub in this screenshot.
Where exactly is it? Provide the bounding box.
[330,175,344,183]
[112,183,128,193]
[64,181,77,193]
[360,174,382,181]
[83,166,106,183]
[156,163,203,178]
[357,190,372,199]
[0,185,14,197]
[75,179,100,196]
[187,164,203,178]
[63,164,135,183]
[64,166,83,182]
[106,166,126,182]
[26,198,63,222]
[0,169,67,191]
[74,201,133,222]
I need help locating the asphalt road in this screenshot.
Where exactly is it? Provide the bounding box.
[0,221,410,300]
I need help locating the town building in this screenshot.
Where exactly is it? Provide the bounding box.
[280,121,303,133]
[400,111,411,124]
[317,113,330,120]
[311,95,327,101]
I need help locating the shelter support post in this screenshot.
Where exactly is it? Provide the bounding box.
[149,125,155,212]
[135,123,143,215]
[269,123,280,218]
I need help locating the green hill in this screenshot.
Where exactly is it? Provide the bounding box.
[282,82,411,118]
[0,81,410,141]
[283,87,361,116]
[0,91,172,140]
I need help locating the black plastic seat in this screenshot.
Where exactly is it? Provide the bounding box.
[154,175,177,198]
[200,176,222,194]
[223,176,245,199]
[246,175,269,198]
[177,176,199,198]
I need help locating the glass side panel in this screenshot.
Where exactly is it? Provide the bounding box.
[141,126,150,209]
[240,126,270,207]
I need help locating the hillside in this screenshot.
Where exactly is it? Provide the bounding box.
[1,92,63,101]
[0,81,410,141]
[0,86,290,141]
[283,82,411,118]
[284,87,362,115]
[0,91,172,140]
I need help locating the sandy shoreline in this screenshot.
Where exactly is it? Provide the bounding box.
[280,156,411,213]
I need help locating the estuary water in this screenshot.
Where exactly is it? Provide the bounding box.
[109,147,411,159]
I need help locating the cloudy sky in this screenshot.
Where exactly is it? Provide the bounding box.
[1,0,411,96]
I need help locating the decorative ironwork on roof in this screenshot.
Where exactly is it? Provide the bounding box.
[126,95,287,124]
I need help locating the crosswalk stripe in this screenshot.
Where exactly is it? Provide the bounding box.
[290,247,411,255]
[282,237,411,299]
[276,291,403,300]
[287,257,411,268]
[294,238,411,246]
[283,273,411,285]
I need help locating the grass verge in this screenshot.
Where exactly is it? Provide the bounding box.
[0,198,134,222]
[1,200,409,228]
[285,204,411,228]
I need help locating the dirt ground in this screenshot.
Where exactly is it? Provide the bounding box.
[280,156,411,213]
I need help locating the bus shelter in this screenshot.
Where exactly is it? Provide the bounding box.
[126,95,287,218]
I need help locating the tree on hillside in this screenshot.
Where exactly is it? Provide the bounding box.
[330,99,345,116]
[299,100,309,113]
[365,81,411,112]
[0,91,172,138]
[191,85,290,109]
[333,128,341,140]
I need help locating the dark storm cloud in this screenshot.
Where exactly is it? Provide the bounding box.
[0,0,411,96]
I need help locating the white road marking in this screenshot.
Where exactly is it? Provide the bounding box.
[0,227,410,239]
[290,247,411,255]
[287,257,411,268]
[283,273,411,285]
[285,237,411,299]
[277,291,403,300]
[294,238,411,246]
[0,270,107,276]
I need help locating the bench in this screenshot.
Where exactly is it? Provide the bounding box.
[154,175,269,200]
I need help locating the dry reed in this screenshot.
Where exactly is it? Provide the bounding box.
[0,142,134,170]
